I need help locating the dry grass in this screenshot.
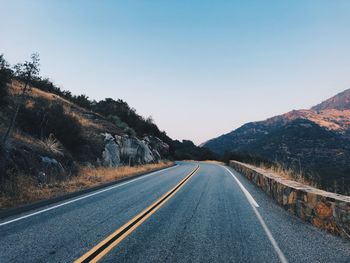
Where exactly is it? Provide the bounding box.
[68,110,102,129]
[13,131,41,147]
[38,134,64,156]
[267,108,350,133]
[10,80,103,132]
[76,161,173,188]
[200,160,224,165]
[0,161,173,210]
[10,80,73,106]
[255,162,318,188]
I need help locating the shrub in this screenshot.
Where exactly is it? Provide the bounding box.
[39,134,64,156]
[93,99,167,139]
[125,127,136,136]
[71,94,92,110]
[0,75,8,105]
[0,54,12,106]
[107,115,129,131]
[17,99,84,152]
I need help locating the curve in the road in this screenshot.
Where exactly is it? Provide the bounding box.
[75,165,200,263]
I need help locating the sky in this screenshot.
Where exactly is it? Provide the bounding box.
[1,0,350,145]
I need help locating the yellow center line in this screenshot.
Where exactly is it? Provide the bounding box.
[74,165,200,263]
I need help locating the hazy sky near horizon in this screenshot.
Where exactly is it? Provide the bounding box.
[1,0,350,144]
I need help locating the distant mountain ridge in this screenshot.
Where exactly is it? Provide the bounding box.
[312,88,350,111]
[203,89,350,194]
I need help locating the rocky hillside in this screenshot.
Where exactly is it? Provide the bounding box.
[0,77,171,184]
[0,51,215,189]
[204,89,350,194]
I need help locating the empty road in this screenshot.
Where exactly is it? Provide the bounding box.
[0,162,349,262]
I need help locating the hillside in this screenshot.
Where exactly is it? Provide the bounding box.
[312,88,350,111]
[204,90,350,194]
[0,80,171,180]
[0,53,215,193]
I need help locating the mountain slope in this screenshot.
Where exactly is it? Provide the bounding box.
[0,69,211,184]
[204,89,350,194]
[312,88,350,111]
[0,80,171,181]
[0,53,214,209]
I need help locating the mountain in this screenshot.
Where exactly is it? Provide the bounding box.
[173,140,216,161]
[203,90,350,194]
[312,88,350,111]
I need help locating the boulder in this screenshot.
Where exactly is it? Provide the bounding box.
[117,135,154,165]
[101,133,169,167]
[39,156,65,183]
[101,133,121,167]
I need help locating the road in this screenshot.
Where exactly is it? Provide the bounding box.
[0,162,349,262]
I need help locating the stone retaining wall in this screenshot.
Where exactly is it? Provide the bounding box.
[229,160,350,240]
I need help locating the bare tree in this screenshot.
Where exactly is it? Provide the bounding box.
[2,53,40,145]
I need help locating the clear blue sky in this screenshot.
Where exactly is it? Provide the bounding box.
[1,1,350,144]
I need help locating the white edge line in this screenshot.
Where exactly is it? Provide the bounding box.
[0,165,179,227]
[223,165,288,263]
[251,204,289,263]
[223,166,259,207]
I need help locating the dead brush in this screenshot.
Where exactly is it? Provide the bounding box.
[257,162,318,188]
[0,161,174,209]
[39,134,64,156]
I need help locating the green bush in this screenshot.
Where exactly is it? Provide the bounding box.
[107,115,129,131]
[17,99,84,152]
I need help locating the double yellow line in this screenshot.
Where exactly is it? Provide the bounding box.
[75,165,200,263]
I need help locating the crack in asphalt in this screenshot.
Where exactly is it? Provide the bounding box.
[161,176,208,262]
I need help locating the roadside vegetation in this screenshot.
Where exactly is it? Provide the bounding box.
[0,161,173,210]
[253,162,318,188]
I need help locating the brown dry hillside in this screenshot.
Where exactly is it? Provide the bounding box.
[265,108,350,134]
[1,80,121,165]
[0,79,171,191]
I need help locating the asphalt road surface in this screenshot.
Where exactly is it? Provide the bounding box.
[0,162,349,263]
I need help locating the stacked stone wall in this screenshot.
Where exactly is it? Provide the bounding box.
[229,160,350,240]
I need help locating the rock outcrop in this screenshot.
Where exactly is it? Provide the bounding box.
[101,134,121,167]
[101,133,169,167]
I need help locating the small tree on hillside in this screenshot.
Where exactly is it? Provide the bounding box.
[2,53,40,145]
[0,54,13,106]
